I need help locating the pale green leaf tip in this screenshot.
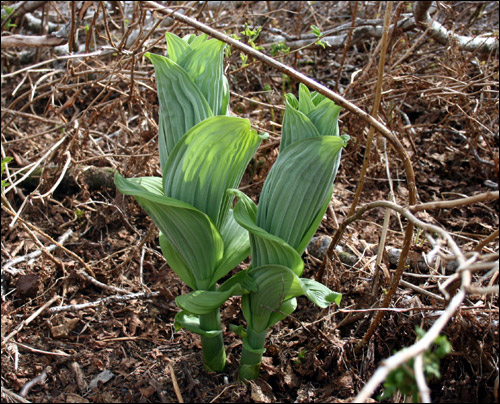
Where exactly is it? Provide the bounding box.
[230,324,247,338]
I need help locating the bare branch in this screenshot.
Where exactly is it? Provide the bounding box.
[414,1,498,53]
[46,291,160,314]
[0,34,67,48]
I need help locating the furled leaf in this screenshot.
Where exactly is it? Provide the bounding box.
[281,95,320,151]
[165,32,192,64]
[176,282,253,315]
[159,232,197,289]
[180,38,228,116]
[257,136,347,252]
[209,209,251,285]
[230,189,304,275]
[281,83,343,151]
[307,98,341,137]
[241,265,303,333]
[298,83,315,115]
[114,173,223,290]
[174,311,221,337]
[163,116,263,230]
[146,52,213,169]
[299,277,342,307]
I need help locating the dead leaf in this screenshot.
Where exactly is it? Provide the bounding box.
[51,318,80,338]
[250,379,275,403]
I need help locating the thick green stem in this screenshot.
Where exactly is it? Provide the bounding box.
[239,327,268,380]
[199,308,226,372]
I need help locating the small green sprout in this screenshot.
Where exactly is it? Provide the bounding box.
[1,157,13,189]
[379,327,452,402]
[310,24,328,49]
[1,5,18,28]
[270,41,290,57]
[241,23,264,51]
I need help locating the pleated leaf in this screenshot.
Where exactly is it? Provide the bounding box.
[281,83,342,151]
[298,83,316,115]
[307,98,342,137]
[159,232,197,289]
[209,209,251,285]
[114,173,223,290]
[175,283,248,315]
[165,32,192,64]
[241,265,341,333]
[230,189,304,275]
[266,298,298,330]
[174,311,221,337]
[280,94,320,152]
[163,116,263,230]
[299,277,342,308]
[257,136,348,252]
[180,38,228,116]
[241,265,304,333]
[147,52,213,170]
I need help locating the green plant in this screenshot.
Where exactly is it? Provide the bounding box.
[145,32,230,171]
[241,23,264,51]
[115,32,349,378]
[229,84,348,380]
[310,25,328,49]
[379,327,452,402]
[270,41,290,57]
[116,117,263,372]
[237,23,264,68]
[1,157,13,189]
[1,5,17,28]
[293,348,307,364]
[115,33,264,372]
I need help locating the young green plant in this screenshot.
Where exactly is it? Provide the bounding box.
[146,32,230,171]
[115,33,264,372]
[230,84,349,380]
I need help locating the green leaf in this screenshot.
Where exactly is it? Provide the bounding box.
[311,25,322,37]
[256,136,347,251]
[187,32,209,48]
[210,209,250,285]
[114,173,223,290]
[294,185,333,255]
[159,232,197,289]
[146,52,213,169]
[176,283,247,315]
[163,116,262,230]
[230,189,304,275]
[174,310,221,337]
[219,269,257,294]
[242,265,304,332]
[180,38,228,116]
[229,323,247,338]
[307,98,342,137]
[281,84,343,151]
[165,32,192,64]
[242,265,341,333]
[267,298,298,329]
[281,95,320,152]
[298,83,315,115]
[299,278,341,307]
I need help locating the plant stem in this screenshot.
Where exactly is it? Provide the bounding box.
[239,327,268,380]
[199,308,226,372]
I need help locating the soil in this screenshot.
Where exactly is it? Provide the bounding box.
[1,2,498,403]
